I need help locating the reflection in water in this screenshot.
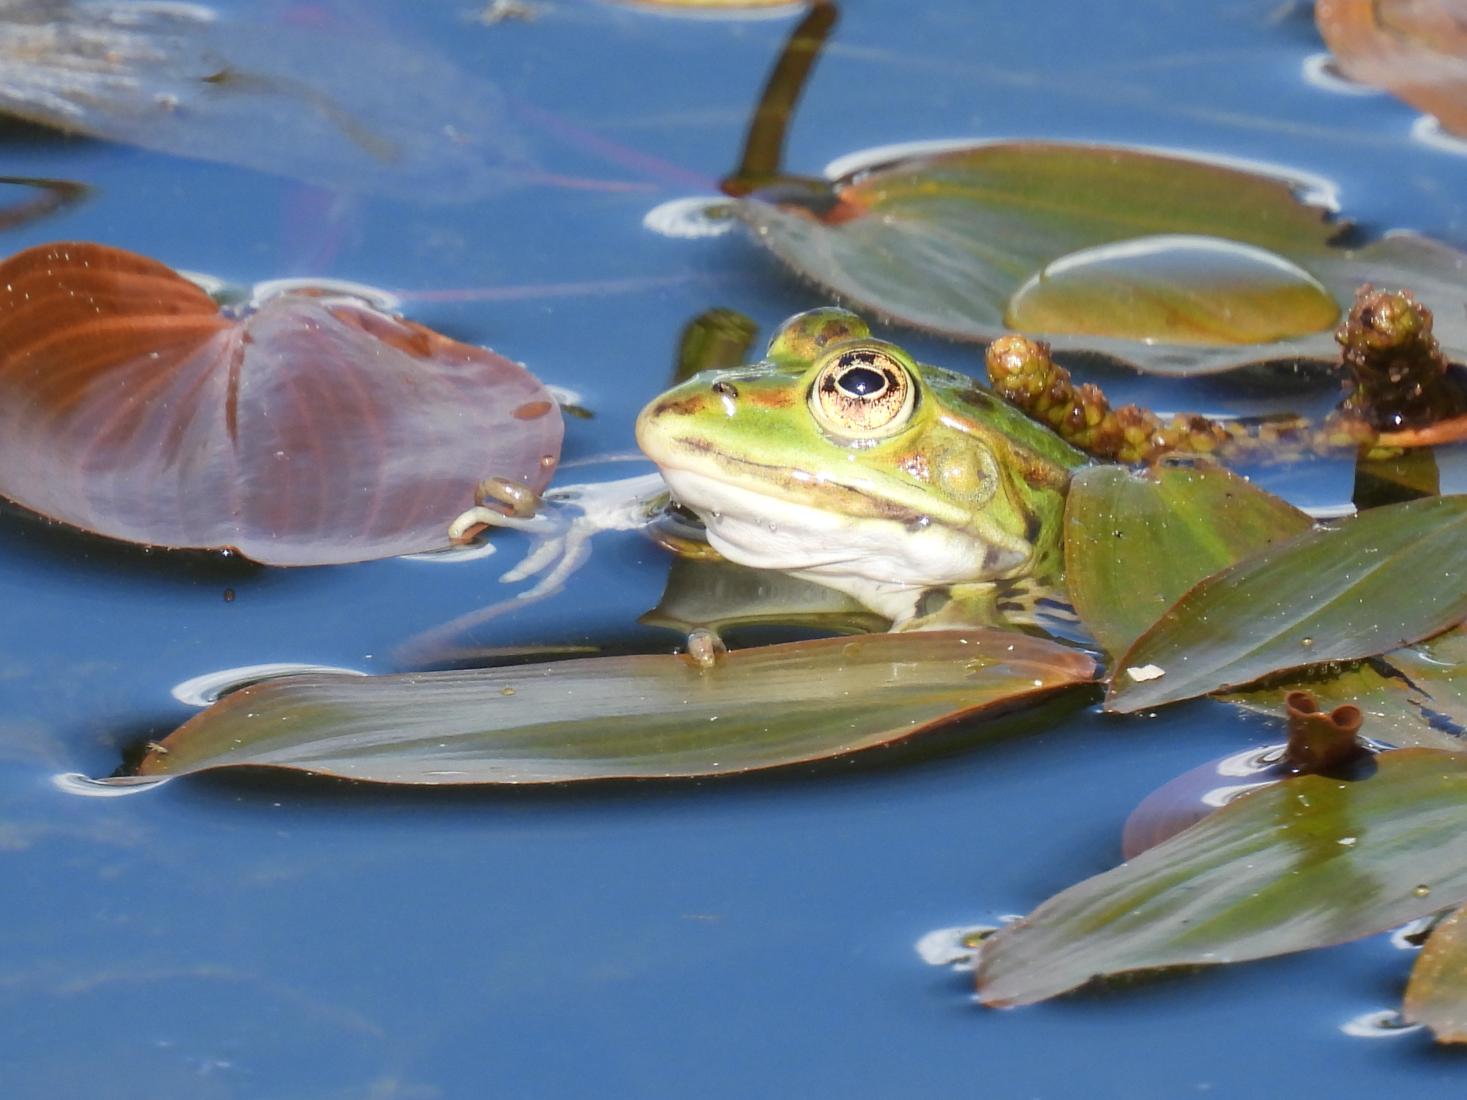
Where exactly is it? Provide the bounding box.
[170,662,367,707]
[915,923,1013,970]
[51,772,170,797]
[246,278,401,313]
[642,196,738,239]
[1300,52,1379,96]
[1411,116,1467,158]
[1340,1009,1423,1039]
[0,0,533,199]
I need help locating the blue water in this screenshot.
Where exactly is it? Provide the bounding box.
[2,1,1466,1095]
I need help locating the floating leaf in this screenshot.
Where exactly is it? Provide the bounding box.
[1317,0,1467,138]
[0,242,562,565]
[1003,235,1341,345]
[1064,463,1313,658]
[1404,902,1467,1043]
[1120,744,1286,860]
[0,1,533,199]
[128,631,1097,785]
[1108,495,1467,712]
[1224,628,1467,751]
[735,142,1467,374]
[976,748,1467,1006]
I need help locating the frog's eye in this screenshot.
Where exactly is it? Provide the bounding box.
[808,346,917,440]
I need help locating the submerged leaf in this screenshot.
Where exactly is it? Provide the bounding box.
[0,242,562,565]
[1317,0,1467,138]
[0,1,533,199]
[977,748,1467,1006]
[1064,464,1313,658]
[1404,902,1467,1043]
[736,141,1467,374]
[1108,495,1467,712]
[131,631,1097,785]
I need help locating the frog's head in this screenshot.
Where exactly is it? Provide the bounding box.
[636,309,1087,615]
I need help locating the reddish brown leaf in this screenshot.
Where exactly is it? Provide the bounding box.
[1317,0,1467,137]
[0,242,562,565]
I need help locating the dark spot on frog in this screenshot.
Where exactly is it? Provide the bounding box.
[915,587,952,617]
[1023,509,1043,544]
[652,395,704,417]
[711,380,738,398]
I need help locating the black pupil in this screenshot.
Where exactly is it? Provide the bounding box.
[838,366,886,397]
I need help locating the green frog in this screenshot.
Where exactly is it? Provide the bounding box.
[635,308,1089,628]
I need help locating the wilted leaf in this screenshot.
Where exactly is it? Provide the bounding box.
[1224,628,1467,751]
[1108,495,1467,712]
[976,748,1467,1006]
[1064,463,1313,658]
[735,142,1467,374]
[1404,902,1467,1043]
[129,631,1097,785]
[0,242,562,565]
[1317,0,1467,138]
[0,1,533,200]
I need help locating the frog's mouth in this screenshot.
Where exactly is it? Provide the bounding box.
[655,461,1029,590]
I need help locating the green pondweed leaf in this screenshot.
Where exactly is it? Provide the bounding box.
[1064,463,1312,659]
[1108,495,1467,713]
[736,141,1467,375]
[126,631,1097,786]
[1404,902,1467,1044]
[976,748,1467,1006]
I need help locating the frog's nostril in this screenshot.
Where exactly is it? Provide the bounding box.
[711,380,739,398]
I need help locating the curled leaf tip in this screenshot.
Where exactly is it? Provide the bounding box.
[1335,285,1465,431]
[1284,689,1370,774]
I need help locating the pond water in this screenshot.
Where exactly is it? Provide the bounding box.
[2,0,1466,1095]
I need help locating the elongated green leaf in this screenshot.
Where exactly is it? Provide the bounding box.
[738,142,1467,375]
[1404,902,1467,1043]
[976,748,1467,1006]
[1108,495,1467,712]
[1223,628,1467,751]
[130,631,1096,785]
[1064,464,1312,658]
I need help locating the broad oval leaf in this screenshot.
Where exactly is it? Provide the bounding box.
[1003,235,1340,346]
[1064,463,1313,659]
[127,631,1097,785]
[736,141,1467,374]
[1317,0,1467,138]
[0,1,534,200]
[0,242,563,565]
[1108,495,1467,712]
[976,748,1467,1006]
[1404,901,1467,1043]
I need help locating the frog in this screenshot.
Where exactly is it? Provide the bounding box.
[634,307,1090,629]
